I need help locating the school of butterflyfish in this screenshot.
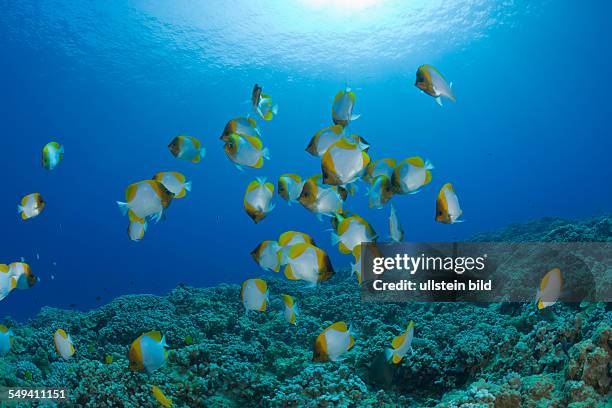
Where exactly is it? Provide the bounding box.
[4,68,563,405]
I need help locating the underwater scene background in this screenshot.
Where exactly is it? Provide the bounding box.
[1,0,611,407]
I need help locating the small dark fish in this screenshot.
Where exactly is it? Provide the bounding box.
[368,351,395,388]
[95,296,101,301]
[69,303,77,308]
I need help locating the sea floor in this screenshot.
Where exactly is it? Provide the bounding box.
[1,216,610,407]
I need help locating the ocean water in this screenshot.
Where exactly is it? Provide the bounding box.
[0,1,610,406]
[2,0,609,320]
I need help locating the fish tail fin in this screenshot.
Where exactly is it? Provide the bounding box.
[17,205,23,214]
[256,177,267,185]
[385,348,395,362]
[272,105,279,115]
[435,97,443,107]
[116,201,129,216]
[331,232,341,246]
[143,221,148,232]
[268,202,276,212]
[350,113,361,121]
[184,181,192,192]
[425,159,435,170]
[262,147,270,160]
[200,147,207,159]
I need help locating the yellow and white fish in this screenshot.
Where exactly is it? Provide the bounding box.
[389,204,404,242]
[368,175,394,209]
[250,240,281,272]
[312,321,355,362]
[54,329,75,360]
[152,386,173,408]
[244,178,275,224]
[331,214,377,255]
[252,84,278,121]
[536,268,563,310]
[298,175,345,219]
[392,157,434,194]
[117,180,174,223]
[220,117,260,142]
[435,183,463,224]
[127,219,147,242]
[351,246,363,285]
[0,264,17,302]
[386,321,414,364]
[284,243,335,285]
[278,174,303,204]
[282,294,299,325]
[224,133,270,170]
[306,126,369,158]
[42,141,64,170]
[322,139,370,186]
[168,136,206,163]
[241,278,268,312]
[415,64,456,107]
[306,125,345,157]
[363,158,396,183]
[9,262,38,290]
[0,325,14,356]
[153,172,192,199]
[18,193,45,220]
[331,87,360,127]
[129,331,168,372]
[278,231,316,265]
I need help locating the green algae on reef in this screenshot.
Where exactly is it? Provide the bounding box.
[0,216,610,407]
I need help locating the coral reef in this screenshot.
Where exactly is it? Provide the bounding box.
[1,216,610,407]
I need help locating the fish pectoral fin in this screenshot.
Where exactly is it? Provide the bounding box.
[350,113,361,121]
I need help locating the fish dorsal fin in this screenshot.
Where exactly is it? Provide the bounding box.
[190,136,201,150]
[289,174,302,183]
[333,91,344,105]
[246,180,261,193]
[278,231,295,246]
[384,158,396,168]
[145,331,162,342]
[328,321,348,333]
[392,353,402,364]
[264,182,274,194]
[283,294,293,307]
[247,117,257,127]
[254,279,267,294]
[172,172,185,183]
[0,264,8,273]
[126,183,139,202]
[289,243,309,259]
[246,135,263,150]
[406,157,425,168]
[333,138,357,150]
[407,320,414,333]
[331,125,344,135]
[424,170,433,185]
[392,332,406,349]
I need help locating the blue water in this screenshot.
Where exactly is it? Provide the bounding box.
[1,0,610,320]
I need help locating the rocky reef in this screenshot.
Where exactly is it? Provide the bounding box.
[1,216,610,407]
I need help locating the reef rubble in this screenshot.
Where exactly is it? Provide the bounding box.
[1,216,610,407]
